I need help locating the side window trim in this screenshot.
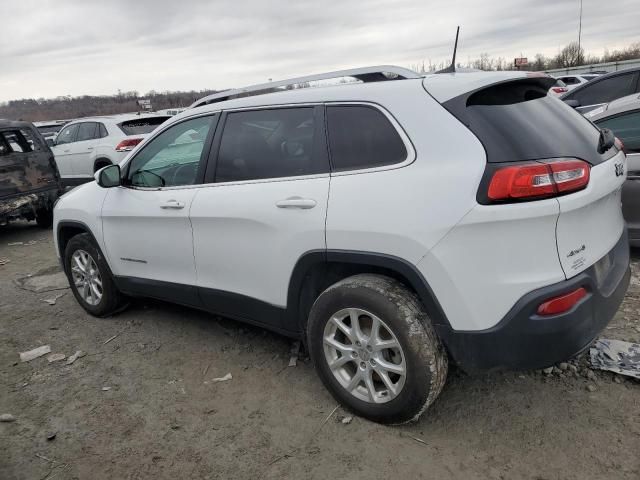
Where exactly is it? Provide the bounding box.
[121,113,219,189]
[203,104,330,185]
[324,101,416,176]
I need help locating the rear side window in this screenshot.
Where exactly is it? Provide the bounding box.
[569,72,638,106]
[98,123,109,138]
[76,122,98,142]
[119,116,170,135]
[327,105,407,171]
[442,79,608,165]
[215,107,325,182]
[597,110,640,153]
[19,128,42,151]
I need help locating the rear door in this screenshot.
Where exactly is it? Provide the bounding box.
[69,122,100,179]
[189,106,329,331]
[51,123,79,178]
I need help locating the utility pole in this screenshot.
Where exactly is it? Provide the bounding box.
[578,0,583,65]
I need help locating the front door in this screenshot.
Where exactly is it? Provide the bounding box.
[51,123,79,179]
[69,122,100,179]
[189,106,330,331]
[101,114,217,305]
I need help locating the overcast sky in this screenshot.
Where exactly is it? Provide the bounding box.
[0,0,638,102]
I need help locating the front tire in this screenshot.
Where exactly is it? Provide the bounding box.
[307,274,448,424]
[64,233,126,317]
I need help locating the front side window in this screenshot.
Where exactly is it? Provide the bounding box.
[215,107,324,182]
[327,105,407,171]
[126,115,214,188]
[570,73,637,106]
[597,110,640,153]
[76,122,98,142]
[56,124,79,145]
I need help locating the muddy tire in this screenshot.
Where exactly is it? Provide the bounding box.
[307,274,448,424]
[64,233,126,317]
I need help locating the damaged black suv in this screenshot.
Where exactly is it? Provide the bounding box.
[0,120,62,227]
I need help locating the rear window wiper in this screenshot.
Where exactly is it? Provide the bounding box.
[597,128,615,154]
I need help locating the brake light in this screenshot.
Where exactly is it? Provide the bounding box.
[552,87,568,94]
[537,287,587,316]
[115,138,143,152]
[487,159,590,202]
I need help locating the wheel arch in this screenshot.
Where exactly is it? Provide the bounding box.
[286,250,452,334]
[93,157,113,173]
[56,220,101,262]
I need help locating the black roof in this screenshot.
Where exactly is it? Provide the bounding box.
[0,119,34,129]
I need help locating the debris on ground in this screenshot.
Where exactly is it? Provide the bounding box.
[42,292,66,306]
[542,366,553,375]
[0,258,10,266]
[411,436,428,445]
[0,413,16,422]
[590,338,640,379]
[47,432,56,441]
[103,334,119,345]
[587,384,597,392]
[66,351,86,365]
[288,341,301,367]
[14,266,69,293]
[205,373,232,384]
[7,242,24,246]
[341,415,353,425]
[20,345,51,362]
[47,353,66,363]
[101,387,111,391]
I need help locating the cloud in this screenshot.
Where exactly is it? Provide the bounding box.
[0,0,638,101]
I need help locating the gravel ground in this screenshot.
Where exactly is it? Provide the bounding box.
[1,221,639,480]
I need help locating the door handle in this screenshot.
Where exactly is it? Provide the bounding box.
[276,196,317,209]
[160,199,185,209]
[87,147,93,150]
[64,149,71,153]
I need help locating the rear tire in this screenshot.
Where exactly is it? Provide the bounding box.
[64,233,126,317]
[307,274,448,424]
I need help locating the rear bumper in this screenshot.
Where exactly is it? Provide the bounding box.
[437,228,631,371]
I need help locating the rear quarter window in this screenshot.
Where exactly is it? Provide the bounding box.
[326,105,407,171]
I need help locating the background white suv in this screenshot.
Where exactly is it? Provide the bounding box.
[51,113,169,187]
[53,66,630,424]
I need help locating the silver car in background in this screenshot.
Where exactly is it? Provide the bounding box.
[587,93,640,247]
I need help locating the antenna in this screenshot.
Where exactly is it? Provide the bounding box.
[436,26,460,74]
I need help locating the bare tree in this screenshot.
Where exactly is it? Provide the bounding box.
[555,42,584,68]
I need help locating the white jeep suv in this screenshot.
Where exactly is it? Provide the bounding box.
[53,66,631,424]
[51,113,169,187]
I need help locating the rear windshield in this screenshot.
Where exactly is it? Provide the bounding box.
[36,125,64,135]
[442,79,610,165]
[118,116,170,135]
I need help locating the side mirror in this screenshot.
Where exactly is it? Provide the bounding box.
[564,99,580,108]
[95,164,121,188]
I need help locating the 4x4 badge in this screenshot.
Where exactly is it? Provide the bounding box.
[615,163,624,177]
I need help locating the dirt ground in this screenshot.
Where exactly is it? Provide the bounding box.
[1,221,639,480]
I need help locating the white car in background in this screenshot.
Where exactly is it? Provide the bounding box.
[51,113,170,187]
[556,74,602,92]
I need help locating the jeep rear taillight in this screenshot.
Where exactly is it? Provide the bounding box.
[486,159,590,202]
[537,287,588,316]
[115,138,143,152]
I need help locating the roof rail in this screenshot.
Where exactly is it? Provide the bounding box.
[190,65,421,108]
